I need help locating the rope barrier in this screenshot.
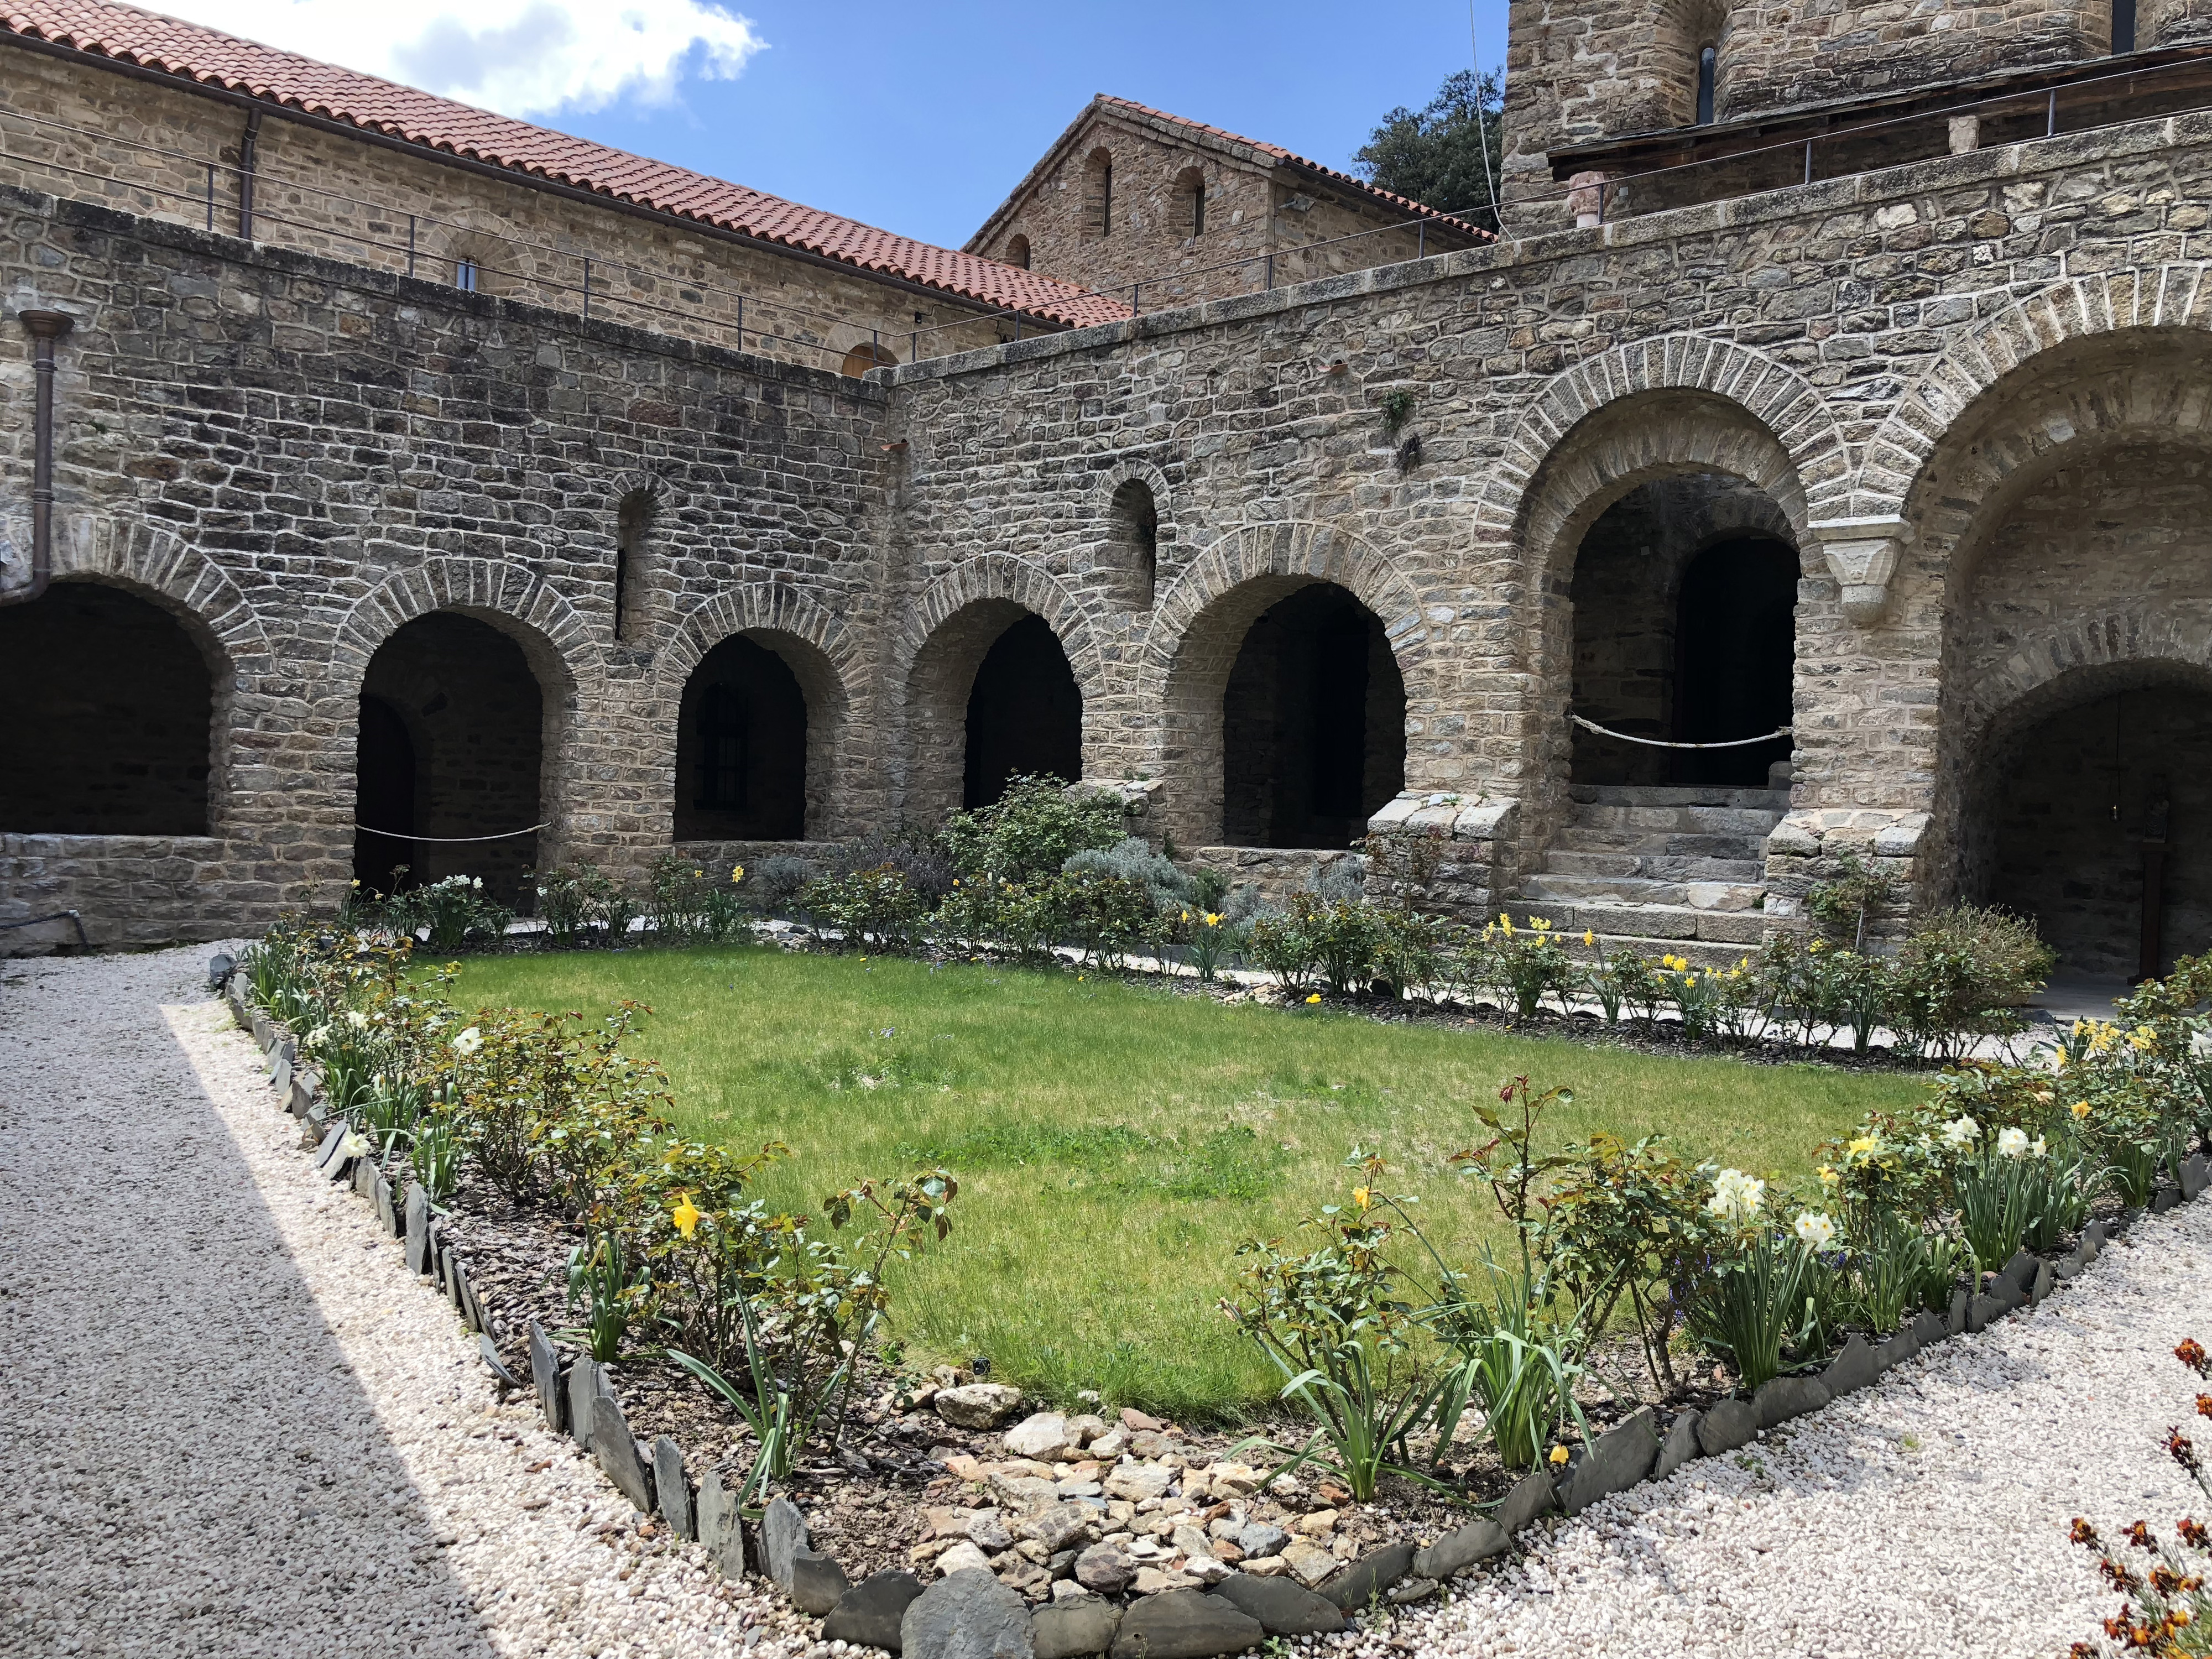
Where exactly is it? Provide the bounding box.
[0,909,90,944]
[1572,714,1792,750]
[353,822,549,843]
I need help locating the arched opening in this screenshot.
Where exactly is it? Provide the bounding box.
[674,634,810,841]
[840,340,900,379]
[0,580,214,834]
[2114,0,2139,52]
[1569,474,1797,789]
[964,613,1082,808]
[1968,666,2212,980]
[1109,478,1159,609]
[1221,583,1406,849]
[353,611,545,902]
[614,488,653,643]
[1176,165,1206,237]
[1006,234,1031,269]
[1084,148,1114,239]
[1695,44,1718,124]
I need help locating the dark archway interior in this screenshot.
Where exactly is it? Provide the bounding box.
[1222,582,1406,849]
[1978,680,2212,979]
[353,695,417,896]
[963,613,1082,808]
[1672,538,1798,785]
[0,581,212,834]
[674,635,810,841]
[1569,476,1796,787]
[353,612,543,902]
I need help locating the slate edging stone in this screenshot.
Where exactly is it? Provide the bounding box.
[1315,1540,1415,1609]
[1108,1589,1262,1659]
[901,1568,1035,1659]
[824,1570,926,1652]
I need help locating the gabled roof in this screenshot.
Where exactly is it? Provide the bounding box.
[0,0,1130,328]
[967,93,1492,253]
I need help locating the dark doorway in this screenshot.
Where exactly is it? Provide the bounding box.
[353,612,544,902]
[1983,682,2212,979]
[674,635,810,840]
[353,695,418,896]
[963,614,1082,808]
[1222,583,1406,848]
[1671,538,1797,785]
[0,581,212,834]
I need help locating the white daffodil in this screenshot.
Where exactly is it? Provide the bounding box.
[1996,1126,2029,1159]
[1942,1115,1979,1148]
[1793,1211,1837,1249]
[338,1129,369,1160]
[1705,1168,1766,1224]
[451,1025,484,1057]
[345,1009,369,1030]
[2029,1136,2048,1159]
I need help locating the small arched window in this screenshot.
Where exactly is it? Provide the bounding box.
[839,340,899,378]
[1006,233,1031,269]
[1110,478,1159,609]
[2112,0,2137,52]
[1176,165,1206,237]
[454,256,480,293]
[1084,148,1114,238]
[614,488,654,642]
[1696,44,1718,125]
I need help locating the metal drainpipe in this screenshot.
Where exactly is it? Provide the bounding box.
[1,310,75,611]
[238,111,262,241]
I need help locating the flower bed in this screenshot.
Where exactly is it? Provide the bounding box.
[219,910,2212,1659]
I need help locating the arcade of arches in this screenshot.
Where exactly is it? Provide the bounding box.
[674,635,811,842]
[964,613,1083,810]
[352,612,546,903]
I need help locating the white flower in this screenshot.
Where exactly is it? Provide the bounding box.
[1705,1168,1766,1224]
[1996,1126,2029,1159]
[1793,1211,1837,1249]
[338,1130,369,1160]
[451,1025,484,1057]
[345,1009,369,1030]
[1942,1115,1979,1148]
[472,877,484,890]
[2029,1135,2048,1159]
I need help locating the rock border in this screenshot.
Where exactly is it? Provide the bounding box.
[217,961,2203,1659]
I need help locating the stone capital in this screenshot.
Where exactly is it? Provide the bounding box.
[1808,517,1912,626]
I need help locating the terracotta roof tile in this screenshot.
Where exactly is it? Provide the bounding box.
[1,0,1130,327]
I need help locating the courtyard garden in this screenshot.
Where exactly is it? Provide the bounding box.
[439,942,1923,1417]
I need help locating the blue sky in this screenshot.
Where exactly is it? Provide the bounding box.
[461,1,1510,252]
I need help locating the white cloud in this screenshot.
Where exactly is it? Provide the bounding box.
[163,0,765,119]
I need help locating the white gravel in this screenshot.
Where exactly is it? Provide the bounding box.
[0,945,808,1658]
[6,943,2202,1659]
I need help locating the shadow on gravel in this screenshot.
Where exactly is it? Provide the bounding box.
[0,966,503,1658]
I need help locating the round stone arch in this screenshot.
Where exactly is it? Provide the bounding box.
[43,520,276,836]
[893,555,1108,827]
[656,586,862,842]
[1142,519,1431,852]
[330,557,601,866]
[1862,266,2212,516]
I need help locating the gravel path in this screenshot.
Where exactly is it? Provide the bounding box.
[3,945,2198,1659]
[0,945,800,1659]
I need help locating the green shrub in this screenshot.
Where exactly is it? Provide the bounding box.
[938,775,1126,884]
[1063,836,1191,911]
[799,865,928,951]
[1892,904,2056,1060]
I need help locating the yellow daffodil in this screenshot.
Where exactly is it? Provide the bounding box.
[1583,930,1595,947]
[2071,1099,2092,1120]
[671,1194,701,1238]
[693,868,703,879]
[1203,912,1222,928]
[731,863,745,884]
[1548,1445,1570,1466]
[1306,993,1322,1005]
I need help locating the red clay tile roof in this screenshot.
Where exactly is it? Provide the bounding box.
[0,0,1130,328]
[1093,95,1493,237]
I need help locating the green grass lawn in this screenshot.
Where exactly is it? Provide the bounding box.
[446,945,1929,1421]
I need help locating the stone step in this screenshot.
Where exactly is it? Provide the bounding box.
[1561,935,1779,971]
[1568,803,1790,837]
[1506,898,1773,947]
[1569,784,1792,812]
[1553,827,1773,862]
[1523,873,1767,911]
[1541,849,1767,883]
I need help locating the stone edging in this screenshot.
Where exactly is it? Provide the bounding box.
[219,965,2212,1659]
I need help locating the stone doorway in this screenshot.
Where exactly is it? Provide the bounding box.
[963,613,1082,810]
[0,579,214,834]
[1220,582,1405,850]
[674,635,810,841]
[352,612,545,902]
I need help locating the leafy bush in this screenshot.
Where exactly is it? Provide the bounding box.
[1063,836,1191,911]
[532,862,628,948]
[1892,904,2056,1060]
[1485,914,1573,1019]
[938,775,1126,884]
[799,865,929,952]
[748,854,818,917]
[1806,847,1896,950]
[387,874,515,953]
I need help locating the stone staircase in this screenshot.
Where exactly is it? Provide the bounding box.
[1512,784,1796,967]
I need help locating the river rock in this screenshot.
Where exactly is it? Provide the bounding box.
[1074,1543,1135,1594]
[1103,1463,1173,1504]
[1032,1598,1121,1659]
[901,1567,1035,1659]
[1278,1541,1336,1587]
[935,1541,993,1578]
[1316,1541,1414,1610]
[1019,1504,1094,1553]
[1236,1522,1287,1559]
[1108,1590,1261,1659]
[763,1494,811,1587]
[1412,1517,1509,1582]
[826,1570,926,1652]
[937,1384,1025,1429]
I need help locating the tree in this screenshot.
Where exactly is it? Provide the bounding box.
[1353,69,1504,233]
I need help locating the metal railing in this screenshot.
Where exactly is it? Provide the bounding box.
[6,46,2211,372]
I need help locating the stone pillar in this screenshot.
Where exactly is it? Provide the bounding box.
[1809,517,1912,626]
[1948,115,1980,155]
[1364,792,1520,921]
[1566,171,1611,230]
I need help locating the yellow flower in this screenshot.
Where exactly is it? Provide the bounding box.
[1203,912,1222,928]
[1846,1136,1878,1157]
[1548,1445,1570,1466]
[1818,1165,1839,1187]
[2071,1099,2092,1120]
[731,864,745,884]
[2129,1024,2158,1052]
[1583,930,1595,947]
[1306,993,1322,1004]
[693,868,703,878]
[1500,915,1515,937]
[671,1194,701,1239]
[1181,910,1191,924]
[1352,1186,1372,1210]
